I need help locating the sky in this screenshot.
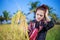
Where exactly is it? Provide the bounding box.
[0,0,60,20]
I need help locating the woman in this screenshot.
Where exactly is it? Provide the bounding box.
[28,4,55,40]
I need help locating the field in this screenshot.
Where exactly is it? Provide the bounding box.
[46,25,60,40]
[0,24,60,40]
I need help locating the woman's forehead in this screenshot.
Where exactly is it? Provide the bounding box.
[36,9,45,13]
[36,10,44,15]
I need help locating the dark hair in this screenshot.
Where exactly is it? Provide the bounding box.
[35,4,49,13]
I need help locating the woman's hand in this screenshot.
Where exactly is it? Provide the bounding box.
[45,9,51,22]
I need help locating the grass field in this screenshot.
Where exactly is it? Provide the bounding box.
[0,24,60,40]
[46,25,60,40]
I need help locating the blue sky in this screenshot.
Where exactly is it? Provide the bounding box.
[0,0,60,20]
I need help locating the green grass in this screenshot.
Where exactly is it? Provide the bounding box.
[0,24,60,40]
[46,25,60,40]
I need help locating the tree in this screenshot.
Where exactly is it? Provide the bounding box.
[26,1,40,19]
[3,10,10,22]
[29,1,40,13]
[48,7,59,21]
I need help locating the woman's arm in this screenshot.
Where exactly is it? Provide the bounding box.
[45,19,55,31]
[44,10,55,31]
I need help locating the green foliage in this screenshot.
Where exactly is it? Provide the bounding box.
[29,1,39,13]
[46,25,60,40]
[3,10,9,21]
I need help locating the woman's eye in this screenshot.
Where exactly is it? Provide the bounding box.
[37,14,39,15]
[36,13,43,17]
[40,15,43,17]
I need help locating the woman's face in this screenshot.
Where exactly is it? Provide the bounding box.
[36,9,45,21]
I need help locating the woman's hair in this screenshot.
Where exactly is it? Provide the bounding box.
[35,4,49,13]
